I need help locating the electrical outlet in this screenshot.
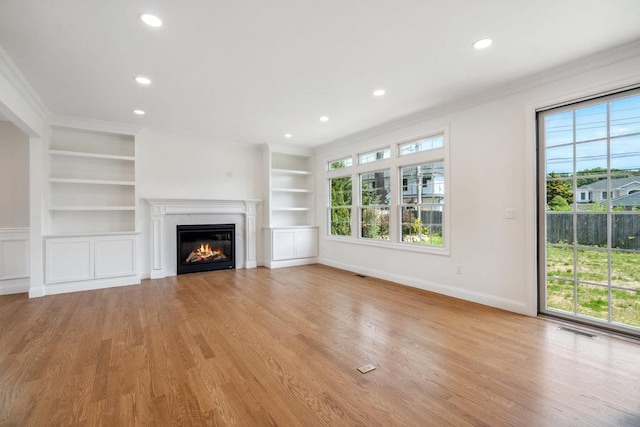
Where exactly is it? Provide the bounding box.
[456,264,462,275]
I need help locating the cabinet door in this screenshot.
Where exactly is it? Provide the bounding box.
[95,235,137,279]
[272,230,296,260]
[271,228,318,261]
[45,237,94,284]
[294,229,318,258]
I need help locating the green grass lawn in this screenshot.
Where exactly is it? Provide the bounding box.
[546,246,640,328]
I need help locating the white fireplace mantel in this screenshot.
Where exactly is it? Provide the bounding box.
[145,198,260,279]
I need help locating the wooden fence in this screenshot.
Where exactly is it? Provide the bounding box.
[547,214,640,250]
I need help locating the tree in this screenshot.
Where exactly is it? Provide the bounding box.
[548,195,572,211]
[547,173,574,204]
[330,176,352,236]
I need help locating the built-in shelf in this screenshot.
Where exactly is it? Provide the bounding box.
[262,145,317,268]
[49,178,135,186]
[272,207,311,212]
[48,126,137,235]
[272,168,312,175]
[49,149,135,162]
[42,126,140,295]
[272,188,312,193]
[49,206,136,211]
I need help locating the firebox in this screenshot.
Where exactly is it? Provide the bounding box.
[176,224,235,274]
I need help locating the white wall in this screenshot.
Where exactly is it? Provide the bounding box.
[0,120,29,227]
[136,130,264,276]
[0,120,31,294]
[315,53,640,316]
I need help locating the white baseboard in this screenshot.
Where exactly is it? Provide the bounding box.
[43,275,141,296]
[0,278,30,295]
[264,257,317,269]
[29,286,44,298]
[319,258,531,316]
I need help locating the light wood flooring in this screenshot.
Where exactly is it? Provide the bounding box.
[1,265,639,426]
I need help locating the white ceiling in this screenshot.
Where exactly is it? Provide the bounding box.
[1,1,639,147]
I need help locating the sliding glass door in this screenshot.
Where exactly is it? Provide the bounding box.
[538,89,640,335]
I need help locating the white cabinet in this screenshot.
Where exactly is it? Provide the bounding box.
[44,234,139,293]
[271,228,318,261]
[45,237,94,284]
[262,144,317,268]
[95,235,138,279]
[43,124,139,295]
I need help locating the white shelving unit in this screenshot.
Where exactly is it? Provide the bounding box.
[43,125,140,294]
[263,144,318,268]
[48,127,136,234]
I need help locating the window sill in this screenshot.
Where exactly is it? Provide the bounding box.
[324,235,450,256]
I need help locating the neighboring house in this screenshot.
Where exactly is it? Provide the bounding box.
[402,174,445,209]
[577,176,640,204]
[611,192,640,210]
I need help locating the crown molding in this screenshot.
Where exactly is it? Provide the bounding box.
[47,114,143,136]
[315,39,640,154]
[263,143,314,156]
[0,43,50,121]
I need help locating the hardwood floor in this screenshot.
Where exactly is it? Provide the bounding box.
[1,265,639,426]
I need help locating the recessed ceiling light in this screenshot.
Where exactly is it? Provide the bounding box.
[133,109,145,115]
[284,133,293,138]
[140,13,162,27]
[319,116,329,122]
[472,38,492,50]
[373,89,386,97]
[135,76,151,85]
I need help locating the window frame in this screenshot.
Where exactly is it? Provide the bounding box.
[328,175,353,237]
[399,160,446,247]
[359,168,391,240]
[323,127,450,255]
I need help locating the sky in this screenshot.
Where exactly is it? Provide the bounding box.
[545,94,640,176]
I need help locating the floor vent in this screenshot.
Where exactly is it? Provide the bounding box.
[355,274,366,278]
[557,326,597,339]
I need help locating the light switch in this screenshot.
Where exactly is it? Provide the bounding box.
[505,208,517,219]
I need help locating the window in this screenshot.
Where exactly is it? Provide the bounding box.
[359,148,390,164]
[329,176,352,236]
[324,130,448,252]
[400,162,444,246]
[538,88,640,335]
[328,157,353,170]
[399,135,444,156]
[360,170,390,239]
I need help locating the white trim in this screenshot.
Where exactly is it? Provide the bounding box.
[145,198,261,278]
[319,258,529,315]
[323,126,451,255]
[263,258,318,269]
[525,73,640,318]
[0,278,29,295]
[263,143,314,157]
[0,229,30,292]
[42,275,140,296]
[0,44,49,121]
[324,235,450,256]
[47,115,141,136]
[0,227,29,234]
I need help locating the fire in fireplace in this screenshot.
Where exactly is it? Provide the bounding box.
[176,224,235,274]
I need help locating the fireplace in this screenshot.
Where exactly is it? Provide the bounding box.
[176,224,235,274]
